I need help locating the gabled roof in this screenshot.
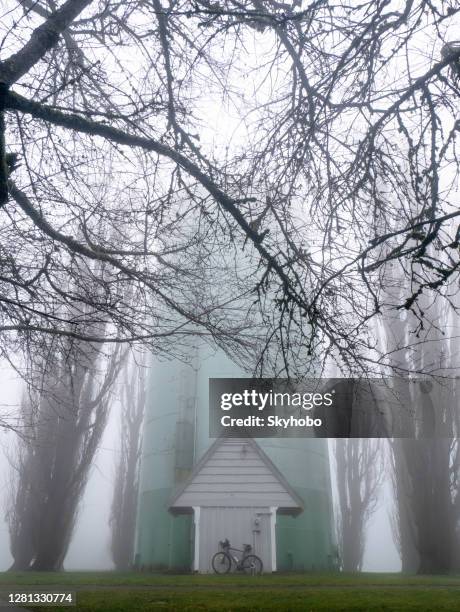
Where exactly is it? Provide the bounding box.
[169,437,304,515]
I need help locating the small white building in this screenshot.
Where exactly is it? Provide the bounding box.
[169,437,304,572]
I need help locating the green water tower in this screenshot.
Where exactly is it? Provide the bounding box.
[134,342,336,571]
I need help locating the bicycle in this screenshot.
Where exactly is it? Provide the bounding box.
[211,538,263,575]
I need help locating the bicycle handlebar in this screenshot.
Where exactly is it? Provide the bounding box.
[219,539,252,553]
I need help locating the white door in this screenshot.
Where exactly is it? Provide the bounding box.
[197,506,273,572]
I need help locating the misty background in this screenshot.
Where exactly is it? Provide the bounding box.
[0,363,400,572]
[0,0,458,578]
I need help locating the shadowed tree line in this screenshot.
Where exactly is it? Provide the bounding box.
[7,337,124,571]
[335,272,460,575]
[386,296,460,574]
[6,258,126,571]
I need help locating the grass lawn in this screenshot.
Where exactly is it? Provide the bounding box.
[1,572,460,611]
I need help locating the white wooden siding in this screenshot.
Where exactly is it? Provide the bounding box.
[172,439,299,509]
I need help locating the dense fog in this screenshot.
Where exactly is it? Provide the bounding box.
[0,363,401,573]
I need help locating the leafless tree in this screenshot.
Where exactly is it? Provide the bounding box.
[110,353,146,571]
[335,438,384,572]
[6,312,126,571]
[378,263,460,573]
[390,436,458,574]
[6,391,39,571]
[0,0,458,394]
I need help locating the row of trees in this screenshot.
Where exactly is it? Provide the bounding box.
[7,340,145,572]
[335,280,460,574]
[9,364,459,574]
[5,273,459,573]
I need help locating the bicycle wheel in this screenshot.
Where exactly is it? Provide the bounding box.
[241,554,263,575]
[212,551,232,574]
